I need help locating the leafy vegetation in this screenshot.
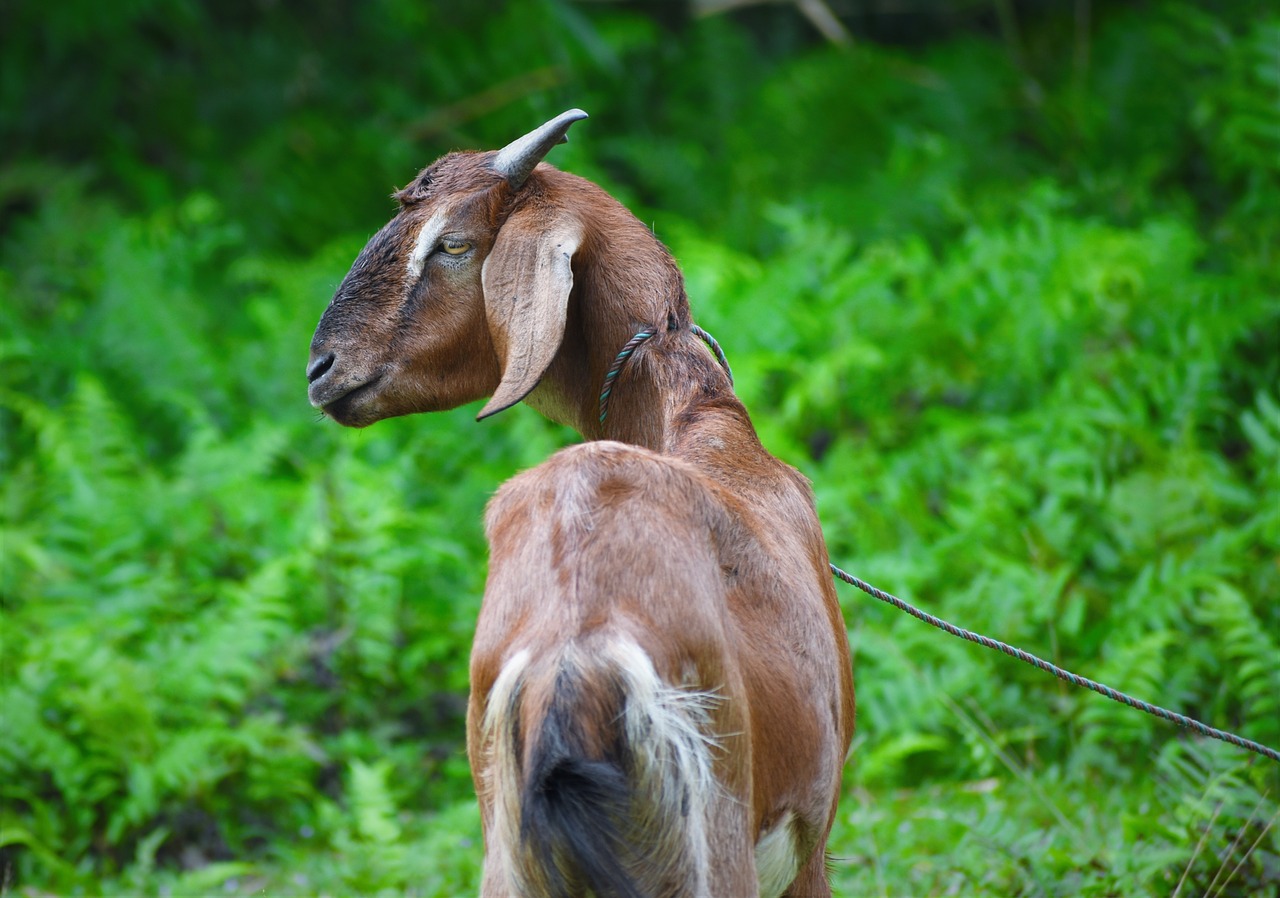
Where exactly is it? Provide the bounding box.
[2,1,1277,894]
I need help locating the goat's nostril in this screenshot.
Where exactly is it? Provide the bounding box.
[307,352,336,383]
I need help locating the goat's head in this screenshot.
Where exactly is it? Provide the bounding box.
[306,109,589,427]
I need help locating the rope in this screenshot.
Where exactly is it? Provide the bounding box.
[830,563,1280,764]
[598,326,1280,764]
[691,324,734,387]
[598,329,656,425]
[599,325,733,425]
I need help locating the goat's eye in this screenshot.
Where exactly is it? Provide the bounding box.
[441,238,472,256]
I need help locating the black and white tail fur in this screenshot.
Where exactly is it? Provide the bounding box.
[480,638,721,898]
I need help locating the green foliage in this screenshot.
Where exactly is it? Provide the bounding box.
[3,0,1278,894]
[0,177,566,890]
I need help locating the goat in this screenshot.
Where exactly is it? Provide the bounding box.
[307,110,855,897]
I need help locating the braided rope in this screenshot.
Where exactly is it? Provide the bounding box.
[830,563,1280,764]
[691,324,734,387]
[599,325,733,425]
[597,326,1278,764]
[598,329,656,425]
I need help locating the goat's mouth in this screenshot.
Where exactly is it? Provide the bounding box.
[310,372,387,427]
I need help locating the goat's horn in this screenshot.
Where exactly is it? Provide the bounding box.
[493,109,588,189]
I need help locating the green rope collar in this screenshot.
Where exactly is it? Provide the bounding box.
[598,324,733,425]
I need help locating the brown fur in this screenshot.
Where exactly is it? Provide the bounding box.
[307,122,855,896]
[474,445,757,896]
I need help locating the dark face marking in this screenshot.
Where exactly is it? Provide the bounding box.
[306,153,509,426]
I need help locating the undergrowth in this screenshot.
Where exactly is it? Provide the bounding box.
[2,1,1277,894]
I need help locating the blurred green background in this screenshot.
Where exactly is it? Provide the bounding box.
[2,0,1279,894]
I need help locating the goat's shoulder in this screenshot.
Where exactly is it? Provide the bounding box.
[484,440,723,538]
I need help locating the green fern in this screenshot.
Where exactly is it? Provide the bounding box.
[329,760,408,892]
[1192,584,1280,744]
[1074,631,1174,760]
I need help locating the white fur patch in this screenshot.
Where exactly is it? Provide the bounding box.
[479,647,531,888]
[602,638,722,897]
[406,209,449,279]
[479,638,723,897]
[755,811,801,898]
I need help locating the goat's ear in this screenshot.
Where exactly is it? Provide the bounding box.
[477,206,583,419]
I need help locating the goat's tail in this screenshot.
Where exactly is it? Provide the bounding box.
[481,638,720,898]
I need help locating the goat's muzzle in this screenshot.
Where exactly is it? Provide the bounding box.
[306,346,385,426]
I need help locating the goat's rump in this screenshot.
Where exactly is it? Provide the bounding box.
[471,441,843,896]
[479,637,728,898]
[470,442,759,895]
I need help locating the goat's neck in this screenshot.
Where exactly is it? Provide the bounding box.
[620,336,752,443]
[527,305,762,463]
[531,323,761,455]
[521,182,768,459]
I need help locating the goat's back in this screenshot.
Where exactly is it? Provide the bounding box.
[468,440,847,897]
[469,442,758,896]
[478,441,746,672]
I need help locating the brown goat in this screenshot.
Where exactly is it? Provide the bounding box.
[308,110,855,897]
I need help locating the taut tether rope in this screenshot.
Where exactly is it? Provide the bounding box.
[599,327,1280,765]
[829,563,1280,763]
